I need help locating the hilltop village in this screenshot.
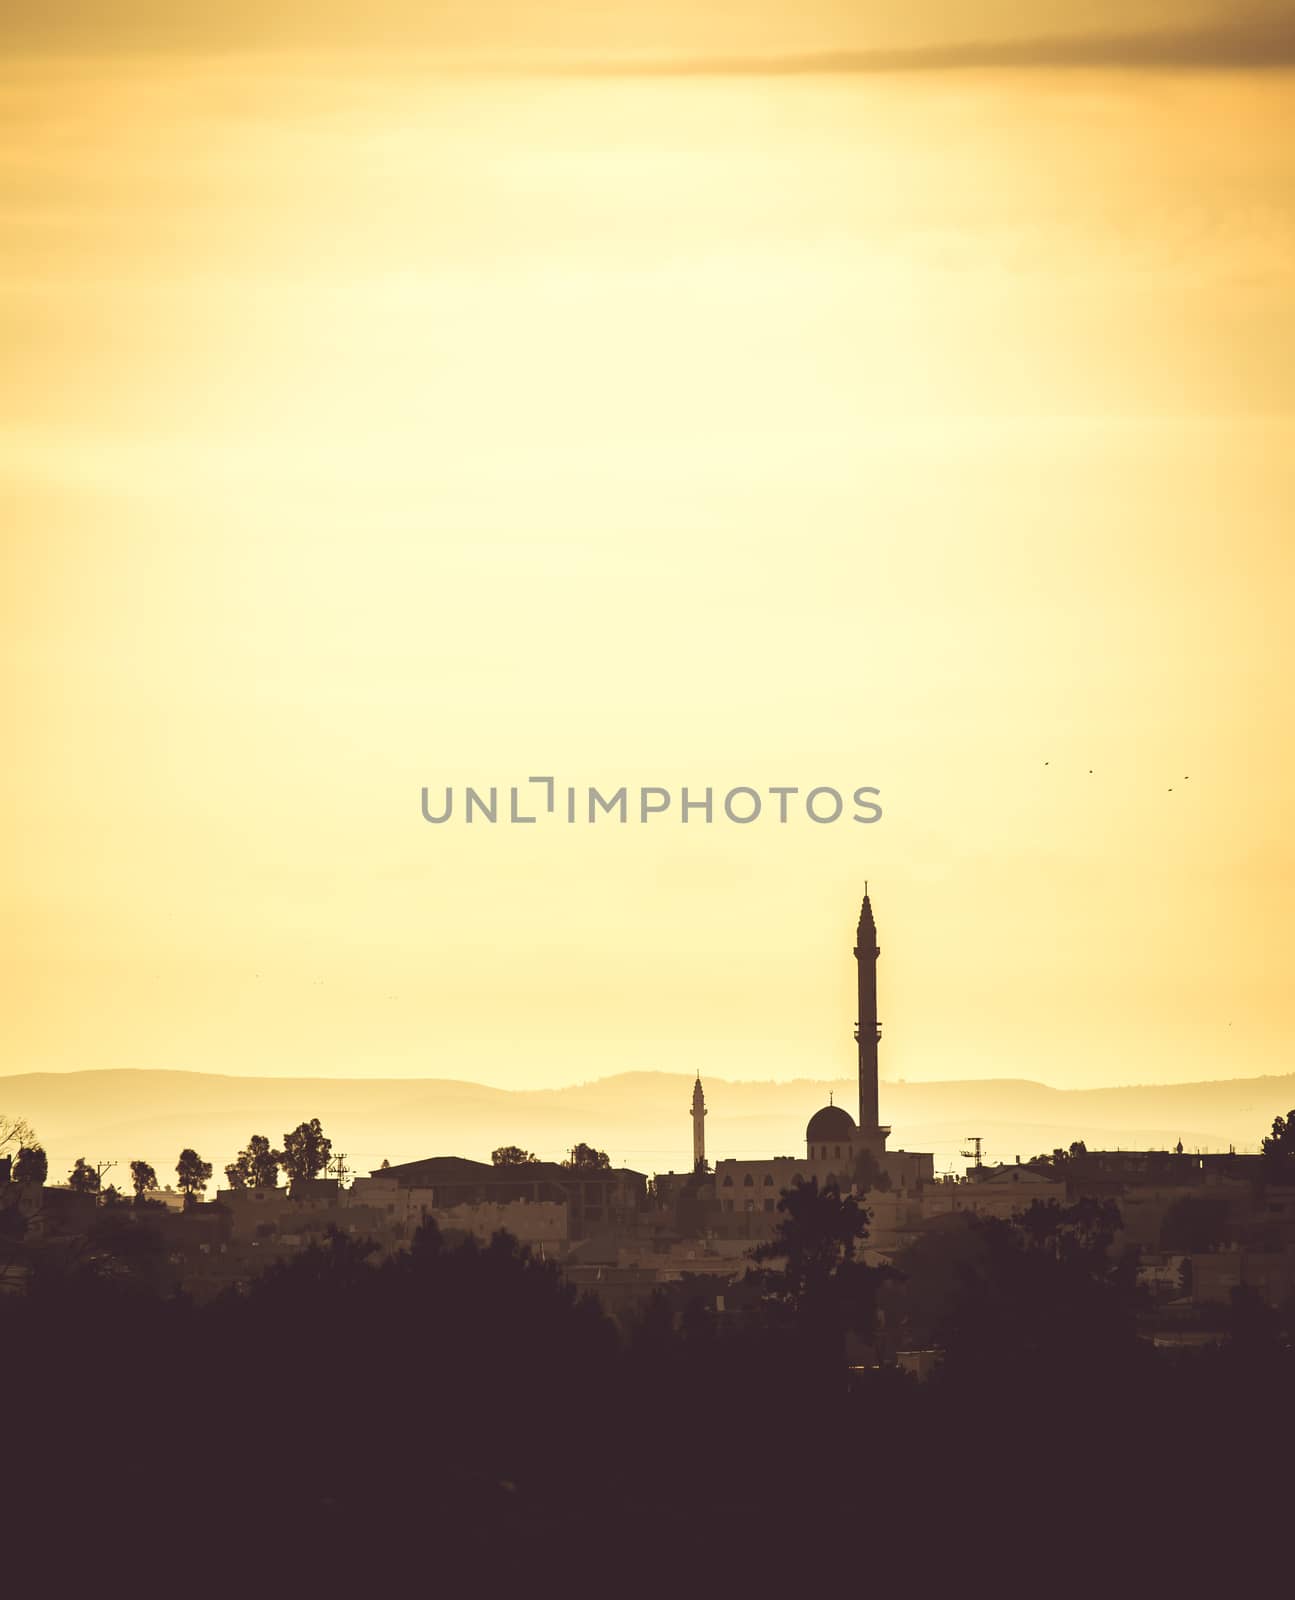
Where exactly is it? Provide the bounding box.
[4,893,1293,1347]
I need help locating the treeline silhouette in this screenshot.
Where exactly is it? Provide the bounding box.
[1,1182,1289,1585]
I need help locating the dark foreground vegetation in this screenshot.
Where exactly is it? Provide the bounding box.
[3,1184,1291,1586]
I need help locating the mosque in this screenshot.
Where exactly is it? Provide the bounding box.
[708,890,934,1214]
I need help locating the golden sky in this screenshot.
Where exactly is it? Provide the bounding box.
[3,3,1294,1090]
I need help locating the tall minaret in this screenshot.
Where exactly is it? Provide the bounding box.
[691,1073,707,1170]
[853,887,886,1145]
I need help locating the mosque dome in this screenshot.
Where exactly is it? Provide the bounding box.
[806,1104,856,1142]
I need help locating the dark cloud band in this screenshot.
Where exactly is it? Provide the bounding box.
[5,5,1294,73]
[545,16,1295,78]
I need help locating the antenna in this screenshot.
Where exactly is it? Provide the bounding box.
[960,1136,985,1169]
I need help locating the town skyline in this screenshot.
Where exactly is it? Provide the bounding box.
[3,2,1291,1582]
[7,873,1286,1191]
[8,1055,1292,1190]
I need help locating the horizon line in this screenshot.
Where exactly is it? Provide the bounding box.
[3,1064,1292,1094]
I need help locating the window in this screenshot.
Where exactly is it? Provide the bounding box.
[743,1174,754,1187]
[764,1199,775,1213]
[722,1175,734,1187]
[763,1175,773,1186]
[834,1146,841,1158]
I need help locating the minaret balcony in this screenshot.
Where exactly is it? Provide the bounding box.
[853,1023,883,1042]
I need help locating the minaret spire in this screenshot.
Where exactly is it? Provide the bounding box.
[853,888,886,1148]
[691,1072,707,1172]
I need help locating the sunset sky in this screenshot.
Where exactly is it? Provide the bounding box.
[4,2,1293,1093]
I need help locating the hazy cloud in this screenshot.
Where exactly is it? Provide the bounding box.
[3,3,1294,74]
[554,14,1295,78]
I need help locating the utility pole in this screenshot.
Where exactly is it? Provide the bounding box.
[960,1136,985,1169]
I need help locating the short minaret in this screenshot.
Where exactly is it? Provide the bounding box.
[691,1073,707,1170]
[853,887,887,1147]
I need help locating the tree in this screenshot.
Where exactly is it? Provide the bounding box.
[1260,1109,1295,1183]
[1160,1195,1230,1253]
[13,1145,47,1185]
[883,1215,993,1351]
[1031,1142,1088,1169]
[67,1157,101,1194]
[84,1208,169,1290]
[1011,1194,1124,1252]
[100,1184,130,1208]
[226,1134,282,1190]
[750,1177,896,1354]
[492,1146,539,1167]
[852,1148,892,1194]
[282,1119,332,1185]
[0,1113,35,1157]
[935,1198,1143,1386]
[130,1159,159,1202]
[564,1143,611,1171]
[176,1148,213,1203]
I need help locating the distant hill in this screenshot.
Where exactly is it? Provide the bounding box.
[3,1068,1290,1186]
